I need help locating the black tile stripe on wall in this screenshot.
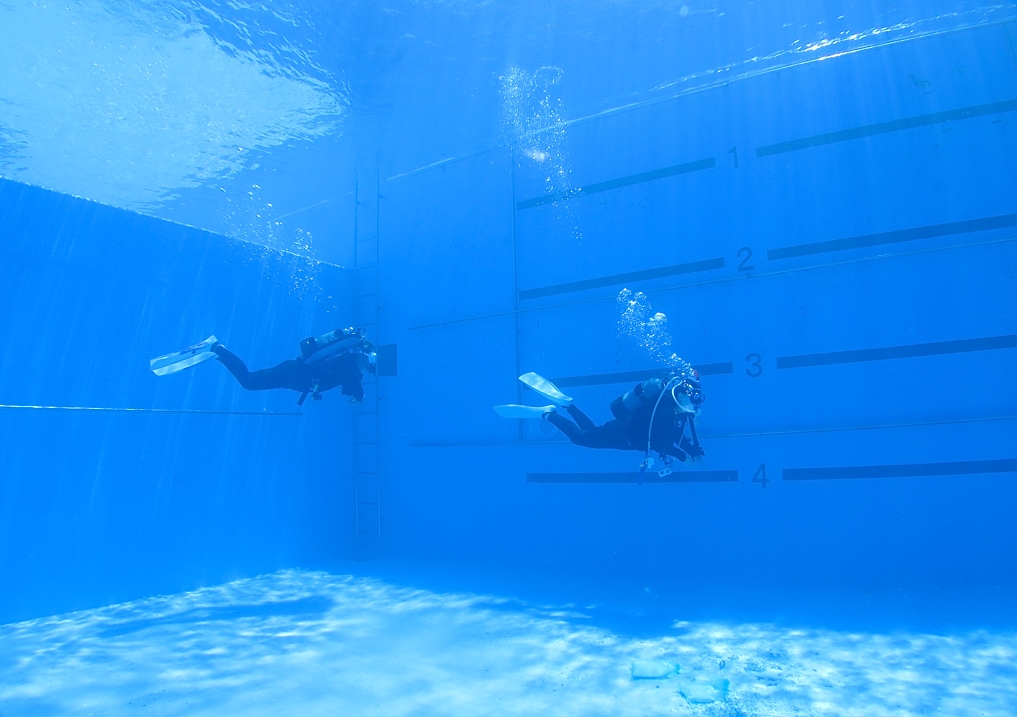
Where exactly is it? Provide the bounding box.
[777,335,1017,369]
[756,98,1017,157]
[518,257,725,301]
[767,214,1017,261]
[516,157,716,211]
[527,471,738,483]
[552,364,733,388]
[783,459,1017,481]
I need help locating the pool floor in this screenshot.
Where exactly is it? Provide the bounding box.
[1,569,1014,716]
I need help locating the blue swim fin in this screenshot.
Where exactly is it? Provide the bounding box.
[494,404,556,419]
[518,372,573,406]
[150,335,218,376]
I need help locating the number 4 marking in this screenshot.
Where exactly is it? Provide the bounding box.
[752,463,769,489]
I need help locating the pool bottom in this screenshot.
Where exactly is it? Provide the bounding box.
[0,569,1014,716]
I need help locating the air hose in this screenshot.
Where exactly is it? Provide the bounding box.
[640,376,681,476]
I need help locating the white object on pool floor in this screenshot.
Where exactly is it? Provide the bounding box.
[680,678,730,704]
[630,660,678,679]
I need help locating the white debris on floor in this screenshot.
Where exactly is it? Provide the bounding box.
[0,570,1014,716]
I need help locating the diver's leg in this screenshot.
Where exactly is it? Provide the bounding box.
[547,412,631,451]
[577,420,633,450]
[544,411,586,444]
[565,404,597,431]
[212,345,257,388]
[213,346,304,391]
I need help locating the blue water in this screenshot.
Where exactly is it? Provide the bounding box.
[2,1,1016,714]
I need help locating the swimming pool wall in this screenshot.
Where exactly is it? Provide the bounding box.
[368,21,1017,598]
[0,179,356,623]
[2,9,1016,627]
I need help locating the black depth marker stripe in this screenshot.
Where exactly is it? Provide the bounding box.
[527,471,738,484]
[767,213,1017,261]
[553,363,733,388]
[784,459,1017,481]
[519,257,725,301]
[516,158,716,211]
[756,99,1017,158]
[0,404,302,416]
[777,335,1017,369]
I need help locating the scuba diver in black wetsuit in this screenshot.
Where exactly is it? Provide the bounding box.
[547,376,705,464]
[495,370,706,467]
[150,328,377,405]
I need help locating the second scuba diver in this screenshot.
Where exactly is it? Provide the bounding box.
[150,328,376,404]
[495,370,706,466]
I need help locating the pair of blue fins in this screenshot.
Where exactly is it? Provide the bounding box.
[494,372,572,418]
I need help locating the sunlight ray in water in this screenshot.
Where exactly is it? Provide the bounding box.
[1,570,1014,716]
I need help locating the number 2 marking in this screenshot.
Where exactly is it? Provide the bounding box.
[737,247,754,272]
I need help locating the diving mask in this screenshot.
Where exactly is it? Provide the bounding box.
[671,378,705,414]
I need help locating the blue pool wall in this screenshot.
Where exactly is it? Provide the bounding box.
[2,13,1016,627]
[0,179,356,623]
[370,22,1017,597]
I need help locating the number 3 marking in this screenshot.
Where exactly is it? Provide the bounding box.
[745,353,763,378]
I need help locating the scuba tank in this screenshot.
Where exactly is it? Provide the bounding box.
[299,327,364,363]
[610,378,666,422]
[295,327,371,407]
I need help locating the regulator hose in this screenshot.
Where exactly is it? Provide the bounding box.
[644,376,681,465]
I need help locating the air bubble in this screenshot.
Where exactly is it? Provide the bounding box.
[617,288,695,379]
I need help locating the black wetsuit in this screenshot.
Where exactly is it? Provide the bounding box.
[546,402,701,461]
[213,344,367,402]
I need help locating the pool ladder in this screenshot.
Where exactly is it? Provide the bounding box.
[353,174,382,560]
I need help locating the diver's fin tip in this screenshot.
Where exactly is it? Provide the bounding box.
[150,335,220,376]
[494,404,556,419]
[517,372,573,406]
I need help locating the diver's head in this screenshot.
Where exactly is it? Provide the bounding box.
[670,369,705,414]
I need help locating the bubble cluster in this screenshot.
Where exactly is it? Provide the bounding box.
[498,65,573,200]
[216,182,325,300]
[617,288,695,380]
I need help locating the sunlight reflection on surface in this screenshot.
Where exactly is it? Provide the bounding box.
[0,570,1014,716]
[0,0,345,213]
